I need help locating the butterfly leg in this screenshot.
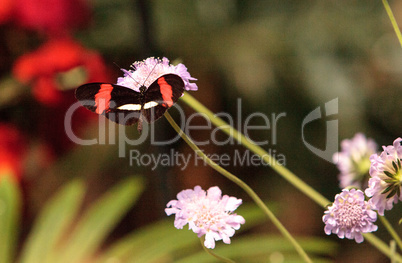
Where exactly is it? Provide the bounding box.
[137,117,143,133]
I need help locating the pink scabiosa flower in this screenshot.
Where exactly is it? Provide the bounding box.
[323,189,378,243]
[116,57,198,92]
[365,138,402,216]
[165,186,245,249]
[333,133,377,189]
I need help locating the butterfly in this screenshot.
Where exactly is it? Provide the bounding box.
[75,74,185,132]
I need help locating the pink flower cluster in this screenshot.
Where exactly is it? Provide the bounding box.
[325,135,402,243]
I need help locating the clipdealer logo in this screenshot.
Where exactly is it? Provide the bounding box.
[301,98,338,162]
[128,149,286,171]
[65,99,287,156]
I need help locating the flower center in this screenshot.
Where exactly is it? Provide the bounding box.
[337,201,363,228]
[192,202,224,229]
[349,155,371,184]
[395,159,402,180]
[356,157,371,175]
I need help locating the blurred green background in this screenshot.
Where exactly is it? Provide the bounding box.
[0,0,401,262]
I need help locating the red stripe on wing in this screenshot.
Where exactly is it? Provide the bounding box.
[95,84,113,114]
[157,77,173,107]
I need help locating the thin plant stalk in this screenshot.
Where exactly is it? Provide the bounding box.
[382,0,402,47]
[200,237,235,263]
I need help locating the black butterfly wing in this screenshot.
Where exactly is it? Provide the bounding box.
[75,83,142,126]
[142,74,185,123]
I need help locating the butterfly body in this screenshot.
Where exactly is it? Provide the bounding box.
[75,74,185,132]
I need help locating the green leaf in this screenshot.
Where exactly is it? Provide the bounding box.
[19,179,86,263]
[0,175,22,263]
[96,220,185,263]
[56,176,145,263]
[125,221,198,263]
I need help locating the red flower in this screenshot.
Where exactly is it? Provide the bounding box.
[0,0,14,24]
[13,38,110,106]
[14,0,90,34]
[0,124,27,181]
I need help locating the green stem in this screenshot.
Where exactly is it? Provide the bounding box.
[391,240,397,263]
[200,237,236,263]
[379,216,402,251]
[180,92,329,207]
[382,0,402,47]
[179,92,402,262]
[165,112,313,263]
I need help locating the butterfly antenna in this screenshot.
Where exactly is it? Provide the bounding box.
[112,62,121,69]
[142,63,158,86]
[113,62,142,86]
